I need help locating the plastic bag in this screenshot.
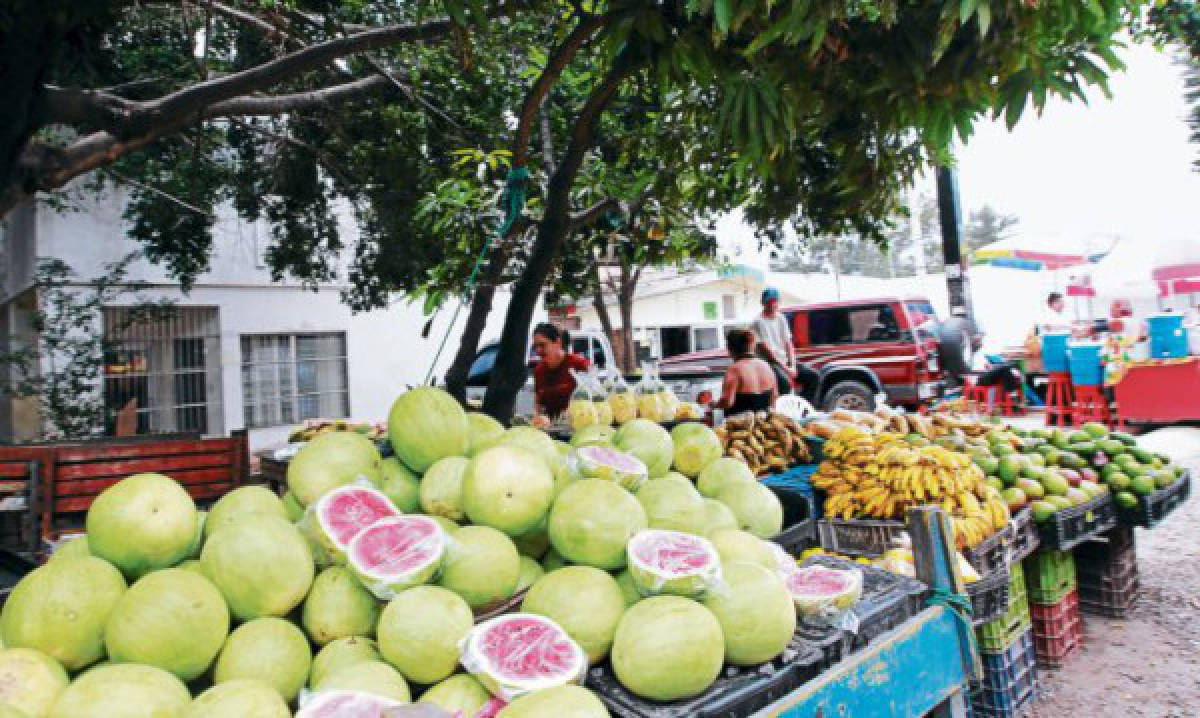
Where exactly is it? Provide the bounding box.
[607,370,637,425]
[634,363,663,422]
[585,367,614,426]
[566,369,599,430]
[656,368,679,422]
[787,564,864,631]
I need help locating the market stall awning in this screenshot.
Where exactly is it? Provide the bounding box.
[974,247,1102,271]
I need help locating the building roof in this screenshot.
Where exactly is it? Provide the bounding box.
[591,264,802,307]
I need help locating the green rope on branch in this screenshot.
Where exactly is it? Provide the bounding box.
[424,166,532,385]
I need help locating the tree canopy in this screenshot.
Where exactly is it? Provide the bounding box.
[0,0,1147,419]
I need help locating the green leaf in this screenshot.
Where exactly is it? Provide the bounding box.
[959,0,978,25]
[1004,91,1027,130]
[976,2,991,38]
[714,0,733,33]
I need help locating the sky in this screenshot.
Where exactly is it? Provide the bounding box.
[948,40,1199,254]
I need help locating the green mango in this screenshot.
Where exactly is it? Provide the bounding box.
[1081,422,1109,440]
[1105,472,1132,491]
[1129,475,1156,497]
[1067,441,1096,457]
[1097,439,1126,456]
[1130,447,1155,464]
[1067,430,1092,444]
[1114,491,1138,510]
[973,455,1000,476]
[1109,431,1137,446]
[1031,500,1058,523]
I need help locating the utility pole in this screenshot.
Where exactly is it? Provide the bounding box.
[936,166,973,319]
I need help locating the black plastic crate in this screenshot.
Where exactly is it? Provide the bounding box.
[770,520,818,557]
[1119,470,1191,528]
[1036,494,1118,552]
[1078,570,1138,618]
[963,523,1011,578]
[1007,507,1040,564]
[969,629,1038,718]
[789,623,849,673]
[586,643,810,718]
[1075,526,1137,585]
[968,566,1012,627]
[816,518,906,558]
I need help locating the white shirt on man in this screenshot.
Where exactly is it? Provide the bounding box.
[1037,306,1069,334]
[753,313,792,365]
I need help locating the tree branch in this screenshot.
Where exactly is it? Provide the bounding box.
[568,198,623,230]
[204,74,391,116]
[210,1,297,45]
[511,13,609,168]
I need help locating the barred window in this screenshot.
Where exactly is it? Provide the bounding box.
[241,333,349,428]
[103,307,223,436]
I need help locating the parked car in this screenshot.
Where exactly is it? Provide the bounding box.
[660,296,966,412]
[464,330,725,417]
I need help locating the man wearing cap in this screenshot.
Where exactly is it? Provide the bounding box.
[753,288,813,399]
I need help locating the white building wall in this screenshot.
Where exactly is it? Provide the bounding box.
[9,190,538,450]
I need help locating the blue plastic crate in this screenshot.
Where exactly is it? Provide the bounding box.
[969,629,1038,718]
[762,464,821,519]
[1041,332,1070,373]
[1147,313,1188,359]
[1066,341,1104,387]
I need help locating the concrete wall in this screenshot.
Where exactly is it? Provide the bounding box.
[3,191,540,450]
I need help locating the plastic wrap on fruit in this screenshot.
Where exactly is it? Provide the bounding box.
[658,389,679,422]
[634,363,663,422]
[458,614,587,702]
[584,368,614,426]
[785,564,863,631]
[566,370,598,430]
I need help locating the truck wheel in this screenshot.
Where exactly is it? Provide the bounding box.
[821,380,876,412]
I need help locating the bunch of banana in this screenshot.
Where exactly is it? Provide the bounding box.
[287,419,385,443]
[813,432,1011,549]
[715,412,812,477]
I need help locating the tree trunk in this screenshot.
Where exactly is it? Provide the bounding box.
[617,262,638,373]
[443,248,508,403]
[589,263,617,364]
[483,51,641,422]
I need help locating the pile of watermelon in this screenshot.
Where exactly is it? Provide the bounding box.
[0,386,808,717]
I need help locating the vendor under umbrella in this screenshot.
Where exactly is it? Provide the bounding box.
[531,323,590,421]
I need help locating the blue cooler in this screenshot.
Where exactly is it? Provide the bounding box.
[1041,332,1070,373]
[1067,341,1104,387]
[1147,313,1188,359]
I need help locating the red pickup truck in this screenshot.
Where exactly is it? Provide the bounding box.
[660,296,954,411]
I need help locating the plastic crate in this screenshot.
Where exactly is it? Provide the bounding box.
[1036,494,1118,551]
[1024,549,1076,605]
[770,520,818,557]
[1030,590,1083,669]
[963,523,1012,577]
[790,623,849,673]
[1074,526,1136,584]
[816,518,907,558]
[762,466,819,523]
[1119,471,1191,529]
[969,629,1039,718]
[968,566,1011,627]
[1078,569,1138,618]
[976,565,1032,653]
[1007,507,1040,564]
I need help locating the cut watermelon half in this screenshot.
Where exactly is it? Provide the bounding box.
[301,484,398,565]
[575,446,649,491]
[295,690,407,717]
[626,529,721,598]
[461,613,587,701]
[786,565,863,618]
[347,515,445,600]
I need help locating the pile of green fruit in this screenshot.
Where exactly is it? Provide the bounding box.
[958,422,1183,523]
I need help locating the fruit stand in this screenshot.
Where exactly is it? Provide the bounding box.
[1,381,1190,718]
[1111,357,1200,424]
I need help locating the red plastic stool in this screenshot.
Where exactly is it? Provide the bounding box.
[1045,372,1075,427]
[963,376,1023,416]
[1073,385,1114,428]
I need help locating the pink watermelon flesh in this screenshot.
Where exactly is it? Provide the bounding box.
[319,486,398,548]
[295,690,406,717]
[350,515,442,578]
[578,446,643,472]
[787,566,855,594]
[630,531,714,577]
[476,616,582,683]
[476,698,507,717]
